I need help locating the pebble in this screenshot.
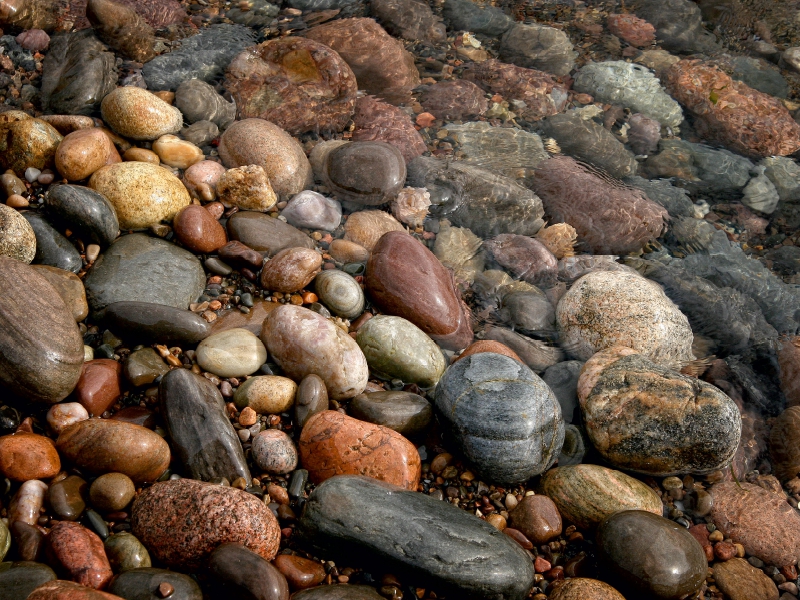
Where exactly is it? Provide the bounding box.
[151,135,204,170]
[293,587,384,600]
[172,204,228,254]
[227,212,316,257]
[175,79,236,129]
[0,116,63,174]
[89,472,136,512]
[31,265,89,322]
[103,301,211,345]
[208,543,289,600]
[87,0,156,62]
[454,340,523,365]
[260,247,322,293]
[549,578,626,600]
[281,190,342,232]
[713,558,780,600]
[55,128,121,182]
[104,532,151,573]
[351,96,426,163]
[252,429,298,474]
[329,239,370,264]
[45,184,119,247]
[23,211,83,273]
[47,520,114,589]
[322,141,406,206]
[442,0,512,35]
[313,270,365,319]
[295,374,329,429]
[47,402,90,435]
[234,375,297,414]
[101,87,184,141]
[485,234,558,288]
[124,347,169,387]
[196,328,267,378]
[508,494,562,545]
[349,391,432,436]
[343,210,404,252]
[499,22,577,76]
[0,431,60,481]
[607,13,656,47]
[109,568,202,600]
[542,360,583,423]
[273,554,326,591]
[123,147,160,165]
[217,164,278,212]
[419,80,488,121]
[371,0,445,43]
[0,203,36,263]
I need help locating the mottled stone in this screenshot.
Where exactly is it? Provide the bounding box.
[770,406,800,482]
[0,432,60,481]
[234,375,297,414]
[260,247,322,293]
[370,0,444,43]
[108,568,202,600]
[45,185,119,247]
[0,562,57,600]
[342,210,403,252]
[295,374,328,429]
[208,543,290,600]
[0,204,36,263]
[323,141,406,206]
[86,0,155,62]
[499,23,576,76]
[175,79,235,129]
[485,234,557,288]
[419,80,488,121]
[442,0,513,36]
[103,301,210,345]
[172,205,227,254]
[151,135,204,170]
[281,191,341,232]
[313,269,364,319]
[713,558,779,600]
[89,473,135,513]
[252,429,298,474]
[351,95,425,163]
[101,87,182,141]
[0,117,62,174]
[55,128,121,182]
[607,13,656,47]
[104,532,151,573]
[549,578,626,600]
[47,402,89,436]
[46,521,113,589]
[75,359,122,416]
[23,212,82,273]
[217,165,277,212]
[123,348,168,387]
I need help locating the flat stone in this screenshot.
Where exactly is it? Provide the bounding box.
[0,562,57,600]
[273,554,325,591]
[349,391,432,436]
[0,204,36,264]
[196,328,267,378]
[23,212,82,273]
[123,348,169,387]
[46,521,113,589]
[108,567,202,600]
[45,184,119,247]
[322,141,406,206]
[713,558,779,600]
[89,472,136,513]
[207,543,289,600]
[75,359,122,416]
[102,301,211,345]
[0,432,60,481]
[30,265,88,322]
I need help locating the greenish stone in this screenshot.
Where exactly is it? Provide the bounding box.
[0,561,57,600]
[0,521,8,561]
[123,348,169,387]
[105,532,152,573]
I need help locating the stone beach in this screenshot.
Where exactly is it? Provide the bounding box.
[1,0,800,598]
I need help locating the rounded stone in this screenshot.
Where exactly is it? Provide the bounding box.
[0,562,57,599]
[313,269,364,319]
[356,315,446,387]
[217,164,278,212]
[329,238,370,263]
[47,521,114,589]
[48,474,88,521]
[151,135,204,170]
[108,568,202,600]
[349,390,432,436]
[26,580,123,599]
[0,116,63,174]
[44,184,120,248]
[89,472,136,513]
[508,494,562,545]
[101,87,184,141]
[453,340,523,365]
[273,554,326,591]
[47,402,90,436]
[104,532,151,573]
[0,432,60,482]
[102,301,211,346]
[172,205,227,254]
[556,270,694,367]
[29,266,87,323]
[323,141,406,205]
[252,429,298,474]
[183,160,227,199]
[295,374,329,429]
[196,328,267,378]
[342,209,404,252]
[281,190,342,231]
[55,128,121,182]
[75,358,122,417]
[233,375,297,414]
[208,543,290,600]
[124,147,161,164]
[0,204,36,263]
[549,578,626,600]
[88,162,191,230]
[260,247,322,293]
[713,558,781,600]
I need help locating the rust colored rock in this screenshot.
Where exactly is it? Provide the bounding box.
[273,554,326,590]
[87,0,156,63]
[131,478,280,570]
[260,247,322,293]
[56,419,170,483]
[532,155,667,254]
[770,406,800,482]
[606,13,656,47]
[172,205,228,254]
[779,336,800,407]
[75,359,122,417]
[57,0,186,31]
[484,234,558,288]
[27,581,124,600]
[306,18,420,105]
[0,432,60,481]
[46,521,113,589]
[663,59,800,158]
[508,494,562,545]
[225,37,357,135]
[367,231,472,350]
[55,128,121,182]
[453,340,523,365]
[299,410,421,490]
[418,80,488,121]
[351,95,425,163]
[711,481,800,567]
[218,240,264,271]
[463,59,568,122]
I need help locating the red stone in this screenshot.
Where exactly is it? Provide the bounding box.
[60,0,186,31]
[46,521,113,589]
[607,13,656,47]
[218,240,264,271]
[418,80,489,121]
[75,359,122,417]
[714,541,737,561]
[534,556,552,573]
[273,555,326,590]
[508,494,562,545]
[260,247,322,293]
[173,205,228,254]
[110,406,157,429]
[503,527,533,550]
[0,432,60,481]
[352,96,426,163]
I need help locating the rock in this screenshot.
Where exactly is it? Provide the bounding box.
[329,239,370,264]
[484,326,563,373]
[485,234,557,288]
[83,234,205,315]
[0,204,36,263]
[498,290,556,337]
[30,265,88,322]
[626,113,661,156]
[108,568,202,600]
[175,79,235,129]
[0,562,57,600]
[306,18,419,105]
[40,30,117,116]
[196,328,267,378]
[123,348,169,387]
[295,374,329,429]
[227,211,314,257]
[260,247,321,293]
[131,478,280,570]
[100,87,182,141]
[183,160,227,201]
[102,301,210,345]
[48,475,87,521]
[632,0,719,54]
[281,191,341,232]
[151,136,204,170]
[349,391,431,437]
[356,315,446,387]
[46,521,113,589]
[742,166,780,215]
[54,128,120,182]
[217,165,277,213]
[442,0,513,36]
[313,270,364,319]
[645,139,754,192]
[556,270,694,365]
[16,28,49,51]
[0,257,83,403]
[218,119,313,199]
[89,472,135,513]
[713,558,779,600]
[251,429,297,474]
[23,212,82,274]
[624,177,694,218]
[211,299,278,337]
[606,13,655,47]
[507,494,561,545]
[549,579,626,600]
[225,37,357,135]
[418,81,487,121]
[104,532,150,573]
[761,157,800,203]
[499,23,576,76]
[57,418,170,482]
[351,96,425,163]
[45,185,119,247]
[370,0,444,43]
[261,304,368,400]
[711,481,800,567]
[27,581,123,599]
[172,205,227,254]
[272,555,324,591]
[390,187,430,229]
[234,375,297,415]
[180,121,219,148]
[0,116,62,174]
[208,543,290,600]
[342,210,403,252]
[539,464,663,529]
[159,368,251,483]
[542,361,582,423]
[293,586,384,600]
[322,141,405,206]
[0,432,60,481]
[597,510,707,599]
[718,54,789,99]
[86,0,155,62]
[366,231,472,351]
[75,359,122,416]
[454,340,523,365]
[47,402,90,435]
[299,475,535,599]
[779,337,800,407]
[432,222,484,284]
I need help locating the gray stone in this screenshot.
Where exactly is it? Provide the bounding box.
[124,348,169,387]
[285,0,365,15]
[370,0,446,44]
[83,234,206,316]
[760,156,800,203]
[293,586,384,600]
[313,269,364,319]
[180,121,219,147]
[108,567,203,600]
[226,211,314,257]
[280,191,342,232]
[498,291,556,336]
[645,139,754,192]
[349,391,433,437]
[484,326,564,373]
[226,0,281,26]
[207,543,289,600]
[624,176,695,218]
[102,301,211,345]
[22,212,82,274]
[499,23,577,77]
[721,55,789,99]
[45,184,119,248]
[175,79,236,129]
[435,352,564,484]
[0,562,57,600]
[632,0,719,54]
[442,0,513,36]
[298,475,536,600]
[542,360,583,424]
[742,166,780,215]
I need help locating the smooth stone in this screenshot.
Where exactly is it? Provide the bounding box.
[208,543,289,600]
[175,79,236,129]
[351,96,426,163]
[508,494,561,545]
[47,403,89,436]
[273,554,325,591]
[89,473,136,513]
[46,521,114,589]
[597,510,707,599]
[105,533,151,573]
[123,348,169,387]
[234,375,297,414]
[103,301,211,345]
[0,562,57,600]
[23,212,82,273]
[313,270,364,319]
[549,578,626,600]
[299,411,420,489]
[298,475,535,600]
[295,374,329,429]
[328,239,369,264]
[30,265,89,322]
[322,141,406,206]
[454,340,523,365]
[48,475,87,521]
[0,204,36,263]
[130,479,280,570]
[356,315,446,387]
[349,391,432,436]
[84,234,205,315]
[442,0,511,35]
[196,328,267,378]
[281,191,342,231]
[124,148,160,164]
[292,586,384,600]
[55,128,121,182]
[0,117,63,174]
[10,521,44,561]
[180,121,219,148]
[435,353,563,484]
[159,368,251,483]
[45,184,119,247]
[101,87,183,141]
[211,299,279,336]
[110,407,157,429]
[75,359,122,416]
[484,234,557,288]
[260,247,322,293]
[542,361,582,424]
[342,210,403,252]
[172,205,227,254]
[217,240,265,271]
[539,464,663,529]
[713,558,780,600]
[227,211,314,257]
[86,0,157,63]
[108,567,203,600]
[0,432,60,481]
[150,135,204,170]
[261,305,368,400]
[56,418,171,483]
[499,22,577,76]
[88,162,190,231]
[251,429,298,474]
[26,581,123,599]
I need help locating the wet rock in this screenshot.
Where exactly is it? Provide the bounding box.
[295,374,328,429]
[349,391,432,436]
[196,328,267,378]
[542,361,583,423]
[0,432,60,481]
[499,23,576,77]
[442,0,513,36]
[370,0,444,43]
[453,340,522,365]
[485,234,557,288]
[47,403,90,435]
[342,210,403,252]
[123,348,168,387]
[644,139,753,192]
[217,165,277,213]
[483,326,562,372]
[0,116,62,174]
[75,359,122,416]
[48,475,87,521]
[225,0,280,26]
[419,80,487,121]
[55,128,121,182]
[27,580,123,599]
[432,221,484,284]
[293,586,384,600]
[606,13,655,47]
[0,562,57,600]
[329,239,370,263]
[103,301,210,345]
[779,337,800,407]
[351,95,425,163]
[104,532,150,573]
[260,247,321,293]
[175,79,235,130]
[313,269,364,319]
[624,177,694,218]
[742,166,780,215]
[0,204,36,264]
[761,156,800,203]
[626,113,661,156]
[251,429,297,474]
[151,135,204,170]
[713,558,779,600]
[46,521,113,589]
[108,568,202,600]
[172,204,227,254]
[322,141,406,206]
[717,54,789,99]
[180,121,219,148]
[89,472,135,513]
[23,212,82,273]
[632,0,719,53]
[281,191,341,231]
[208,543,290,600]
[227,211,315,257]
[45,185,119,247]
[87,0,155,62]
[31,265,88,322]
[273,555,325,591]
[508,494,561,545]
[101,87,182,141]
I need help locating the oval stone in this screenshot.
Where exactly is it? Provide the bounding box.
[342,209,403,252]
[75,359,122,417]
[313,269,364,319]
[435,353,564,484]
[208,543,289,600]
[0,204,36,264]
[102,301,211,345]
[508,494,562,545]
[299,410,421,490]
[55,127,121,181]
[0,257,84,403]
[233,375,297,415]
[45,185,119,248]
[196,328,267,378]
[0,562,57,600]
[104,532,151,573]
[549,578,626,600]
[30,265,89,322]
[0,432,60,481]
[349,391,432,437]
[295,374,329,429]
[131,478,281,570]
[538,464,663,529]
[172,205,227,254]
[227,211,315,257]
[323,141,406,205]
[108,568,202,600]
[27,580,124,600]
[101,87,183,141]
[89,473,136,513]
[23,211,83,273]
[260,247,322,293]
[281,190,342,231]
[252,429,298,474]
[46,521,114,589]
[261,305,368,400]
[56,419,171,483]
[48,475,87,521]
[0,117,63,174]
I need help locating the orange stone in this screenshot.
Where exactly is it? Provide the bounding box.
[453,340,523,365]
[273,554,326,590]
[298,410,420,490]
[46,521,113,590]
[75,359,123,417]
[55,128,121,182]
[0,432,60,481]
[172,204,228,254]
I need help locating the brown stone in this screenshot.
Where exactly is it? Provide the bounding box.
[172,205,227,254]
[131,478,281,570]
[351,96,426,163]
[87,0,156,62]
[27,581,124,600]
[343,210,404,252]
[453,340,523,364]
[0,116,63,174]
[771,406,800,482]
[329,238,370,264]
[89,472,136,512]
[217,240,264,271]
[46,521,113,589]
[0,432,60,481]
[75,359,123,417]
[216,165,277,213]
[30,265,89,322]
[689,524,715,562]
[419,80,489,121]
[123,147,160,164]
[298,410,420,490]
[226,211,315,257]
[273,555,326,591]
[484,234,558,287]
[371,0,445,43]
[606,14,656,47]
[41,115,97,135]
[295,373,329,429]
[508,494,562,545]
[110,406,156,428]
[212,299,279,336]
[713,558,779,600]
[366,231,473,350]
[779,336,800,407]
[55,128,121,182]
[56,419,170,483]
[260,247,322,293]
[548,578,626,600]
[225,37,357,135]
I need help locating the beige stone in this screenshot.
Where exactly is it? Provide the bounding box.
[151,135,204,169]
[101,87,184,141]
[234,375,297,414]
[55,128,121,181]
[217,165,277,212]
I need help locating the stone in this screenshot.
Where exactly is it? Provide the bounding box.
[75,359,122,416]
[280,191,341,232]
[485,234,557,288]
[356,315,446,387]
[293,586,383,600]
[499,23,576,76]
[718,54,789,99]
[183,161,227,201]
[323,141,406,206]
[351,96,426,163]
[261,304,368,400]
[100,87,182,141]
[542,360,582,424]
[342,210,404,252]
[260,247,322,293]
[306,18,419,105]
[366,231,472,350]
[57,418,171,483]
[626,113,661,156]
[313,270,364,319]
[180,121,219,148]
[196,328,267,379]
[596,510,707,599]
[454,340,523,366]
[644,139,753,192]
[632,0,719,54]
[225,37,357,135]
[773,406,800,482]
[88,162,190,231]
[295,374,329,429]
[83,234,205,315]
[607,13,655,47]
[556,270,694,366]
[391,187,430,229]
[16,28,48,52]
[0,432,60,481]
[208,543,289,600]
[23,212,82,274]
[508,495,561,545]
[0,562,57,600]
[483,326,562,373]
[761,157,800,203]
[624,177,694,218]
[227,211,314,257]
[442,0,512,36]
[234,375,297,415]
[349,391,432,437]
[175,79,235,129]
[211,299,279,336]
[0,205,36,264]
[299,475,535,599]
[172,205,227,254]
[549,579,626,600]
[43,475,86,521]
[711,482,800,567]
[370,0,445,43]
[251,429,298,474]
[45,185,119,247]
[419,80,487,121]
[131,478,280,570]
[89,473,135,513]
[123,148,161,165]
[55,128,121,182]
[123,348,168,387]
[46,521,113,589]
[498,291,555,338]
[102,301,211,345]
[26,581,123,599]
[104,532,151,573]
[218,119,312,199]
[0,257,84,403]
[47,403,89,435]
[86,0,155,62]
[0,117,62,174]
[742,166,780,215]
[216,165,277,213]
[108,568,202,600]
[713,558,779,600]
[218,241,265,272]
[151,136,204,170]
[329,239,370,264]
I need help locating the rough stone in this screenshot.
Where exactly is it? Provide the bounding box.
[0,205,36,264]
[499,23,576,77]
[46,521,113,589]
[713,558,779,600]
